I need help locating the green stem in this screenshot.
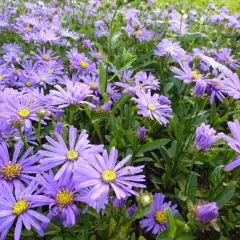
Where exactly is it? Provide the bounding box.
[184,151,198,195]
[37,118,41,147]
[18,127,29,150]
[69,107,75,125]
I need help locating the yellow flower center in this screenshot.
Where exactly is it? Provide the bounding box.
[67,149,78,161]
[0,76,3,81]
[14,69,20,75]
[155,211,166,224]
[56,190,73,208]
[191,71,202,79]
[126,78,131,83]
[148,104,156,111]
[2,163,22,180]
[135,30,142,36]
[90,82,98,90]
[79,61,89,69]
[102,170,116,183]
[26,81,32,87]
[10,48,14,52]
[18,109,30,118]
[41,77,47,82]
[180,57,186,61]
[48,69,54,74]
[24,27,32,32]
[43,55,50,61]
[96,52,101,57]
[12,200,28,215]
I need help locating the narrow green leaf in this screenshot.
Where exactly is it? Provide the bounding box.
[165,207,177,239]
[98,61,108,102]
[214,188,235,209]
[136,139,170,156]
[211,165,224,186]
[186,173,197,203]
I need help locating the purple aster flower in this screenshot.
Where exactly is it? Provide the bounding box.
[74,147,145,200]
[171,61,201,84]
[140,193,178,235]
[125,24,152,42]
[42,60,64,76]
[195,202,219,224]
[222,72,240,99]
[220,120,240,171]
[25,171,81,227]
[194,123,220,151]
[67,49,96,75]
[33,47,57,62]
[39,29,61,45]
[115,70,135,94]
[0,92,47,130]
[33,68,56,87]
[79,187,108,213]
[2,43,22,54]
[132,90,172,125]
[205,78,226,104]
[134,72,160,91]
[216,48,239,70]
[49,81,93,109]
[137,127,146,140]
[80,74,100,95]
[107,83,121,102]
[39,126,103,180]
[154,39,185,58]
[89,48,102,61]
[0,180,49,240]
[0,142,42,192]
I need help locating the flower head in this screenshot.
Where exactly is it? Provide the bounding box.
[74,147,145,200]
[0,142,42,191]
[132,90,172,125]
[24,171,81,227]
[140,193,178,235]
[39,126,103,180]
[0,180,49,240]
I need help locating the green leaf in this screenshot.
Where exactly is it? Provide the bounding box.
[211,165,224,186]
[181,32,208,42]
[138,237,146,240]
[186,173,197,203]
[135,206,152,219]
[108,216,117,238]
[98,61,108,102]
[164,82,174,94]
[165,207,177,239]
[214,188,235,209]
[136,139,170,156]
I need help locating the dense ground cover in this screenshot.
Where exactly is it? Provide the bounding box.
[0,0,239,239]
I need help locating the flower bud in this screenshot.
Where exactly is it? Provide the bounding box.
[136,191,153,207]
[137,127,146,140]
[195,202,219,224]
[102,101,112,112]
[37,109,46,119]
[54,122,63,136]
